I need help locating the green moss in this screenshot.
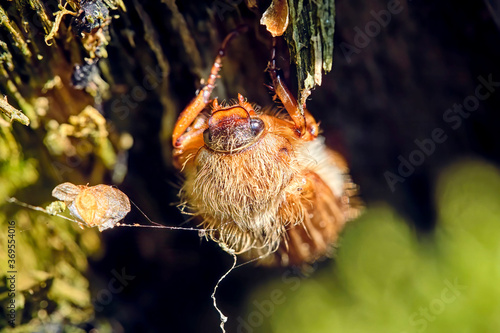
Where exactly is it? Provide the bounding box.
[0,119,105,331]
[246,159,500,333]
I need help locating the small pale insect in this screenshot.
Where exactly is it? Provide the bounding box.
[52,182,131,231]
[172,30,362,266]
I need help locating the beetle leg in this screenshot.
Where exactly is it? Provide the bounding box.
[172,122,208,169]
[172,58,220,148]
[172,27,248,148]
[267,39,318,141]
[172,92,209,148]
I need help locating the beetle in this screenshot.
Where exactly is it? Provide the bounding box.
[172,30,361,266]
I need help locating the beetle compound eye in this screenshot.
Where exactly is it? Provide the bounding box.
[250,118,265,137]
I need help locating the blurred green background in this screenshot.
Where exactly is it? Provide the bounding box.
[243,159,500,333]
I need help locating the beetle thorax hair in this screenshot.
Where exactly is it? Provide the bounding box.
[180,131,305,255]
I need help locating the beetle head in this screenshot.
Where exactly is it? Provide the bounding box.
[204,95,264,153]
